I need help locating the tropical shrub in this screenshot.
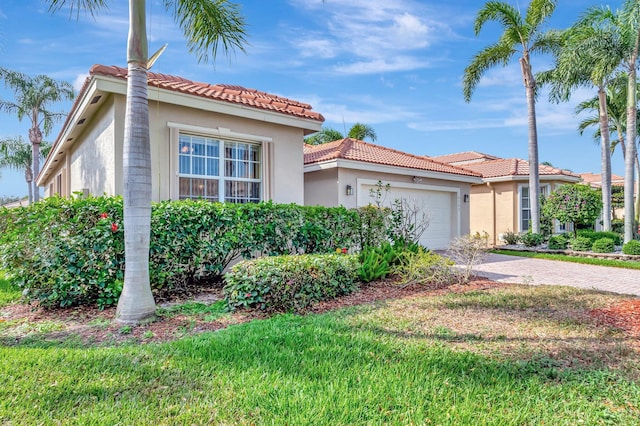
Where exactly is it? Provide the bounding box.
[576,230,622,246]
[542,184,602,236]
[547,235,568,250]
[570,236,592,252]
[622,240,640,255]
[356,242,407,283]
[394,249,457,287]
[520,232,545,247]
[501,230,520,245]
[0,196,375,309]
[224,254,359,312]
[591,238,615,253]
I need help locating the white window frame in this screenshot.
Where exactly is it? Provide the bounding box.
[168,123,273,203]
[518,183,550,232]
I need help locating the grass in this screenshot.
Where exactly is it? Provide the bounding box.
[0,273,21,308]
[1,284,639,424]
[492,249,640,270]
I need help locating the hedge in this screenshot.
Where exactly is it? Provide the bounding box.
[224,254,359,312]
[0,196,381,309]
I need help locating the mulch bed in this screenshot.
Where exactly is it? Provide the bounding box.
[2,277,639,346]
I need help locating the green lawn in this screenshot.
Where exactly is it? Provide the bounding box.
[1,284,639,424]
[0,273,20,308]
[492,249,640,270]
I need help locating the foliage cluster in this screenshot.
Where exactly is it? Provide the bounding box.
[542,185,603,232]
[520,232,545,247]
[0,196,375,309]
[356,241,418,283]
[394,249,457,287]
[547,235,568,250]
[591,238,615,253]
[224,254,359,312]
[622,240,640,255]
[570,236,593,252]
[576,230,622,246]
[501,230,520,245]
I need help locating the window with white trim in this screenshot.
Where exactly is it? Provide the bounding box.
[520,184,549,232]
[178,134,261,203]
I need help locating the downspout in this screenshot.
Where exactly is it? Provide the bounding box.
[487,181,496,246]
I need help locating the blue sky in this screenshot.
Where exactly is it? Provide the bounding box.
[0,0,628,198]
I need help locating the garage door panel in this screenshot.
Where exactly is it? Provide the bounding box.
[359,184,455,250]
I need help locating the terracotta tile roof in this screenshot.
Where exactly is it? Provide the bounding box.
[461,158,580,179]
[580,172,624,187]
[429,151,499,165]
[304,138,481,177]
[90,64,324,122]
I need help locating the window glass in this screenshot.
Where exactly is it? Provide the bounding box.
[178,134,261,203]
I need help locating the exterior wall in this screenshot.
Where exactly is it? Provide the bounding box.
[470,181,516,245]
[139,94,306,204]
[304,168,339,206]
[53,92,308,204]
[305,166,473,238]
[68,98,118,196]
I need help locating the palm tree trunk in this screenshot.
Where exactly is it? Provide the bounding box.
[24,166,33,204]
[624,33,639,243]
[29,126,42,202]
[521,56,540,234]
[598,86,612,231]
[116,0,156,323]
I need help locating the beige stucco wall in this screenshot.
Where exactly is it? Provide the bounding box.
[44,90,309,204]
[305,166,473,238]
[304,168,339,206]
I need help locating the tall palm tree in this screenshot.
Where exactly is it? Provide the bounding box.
[305,123,377,145]
[575,74,640,222]
[0,69,74,202]
[619,0,640,242]
[47,0,247,323]
[0,136,52,204]
[463,0,560,234]
[537,7,625,232]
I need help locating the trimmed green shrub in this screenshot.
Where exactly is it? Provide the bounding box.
[224,254,359,312]
[501,230,520,245]
[520,232,544,247]
[622,240,640,255]
[577,230,622,246]
[0,196,375,309]
[591,237,615,253]
[547,235,568,250]
[570,236,592,252]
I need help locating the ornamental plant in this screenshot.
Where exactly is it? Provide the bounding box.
[622,240,640,255]
[542,184,602,238]
[591,237,615,253]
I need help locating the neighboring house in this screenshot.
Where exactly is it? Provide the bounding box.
[36,64,324,204]
[304,139,483,250]
[430,151,581,246]
[580,172,626,226]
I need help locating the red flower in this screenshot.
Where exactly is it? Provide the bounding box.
[342,248,348,254]
[245,293,252,298]
[99,212,108,219]
[111,223,118,232]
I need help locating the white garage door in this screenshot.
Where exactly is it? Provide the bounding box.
[358,183,455,250]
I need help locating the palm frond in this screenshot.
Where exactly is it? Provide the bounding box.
[167,0,248,64]
[474,1,523,36]
[463,41,514,102]
[525,0,557,30]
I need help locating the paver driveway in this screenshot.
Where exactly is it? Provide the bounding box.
[474,253,640,296]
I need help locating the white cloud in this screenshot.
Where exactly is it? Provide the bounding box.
[73,73,89,92]
[333,56,430,75]
[298,38,336,59]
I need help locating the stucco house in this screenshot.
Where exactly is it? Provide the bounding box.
[304,139,483,250]
[430,151,581,246]
[36,64,324,204]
